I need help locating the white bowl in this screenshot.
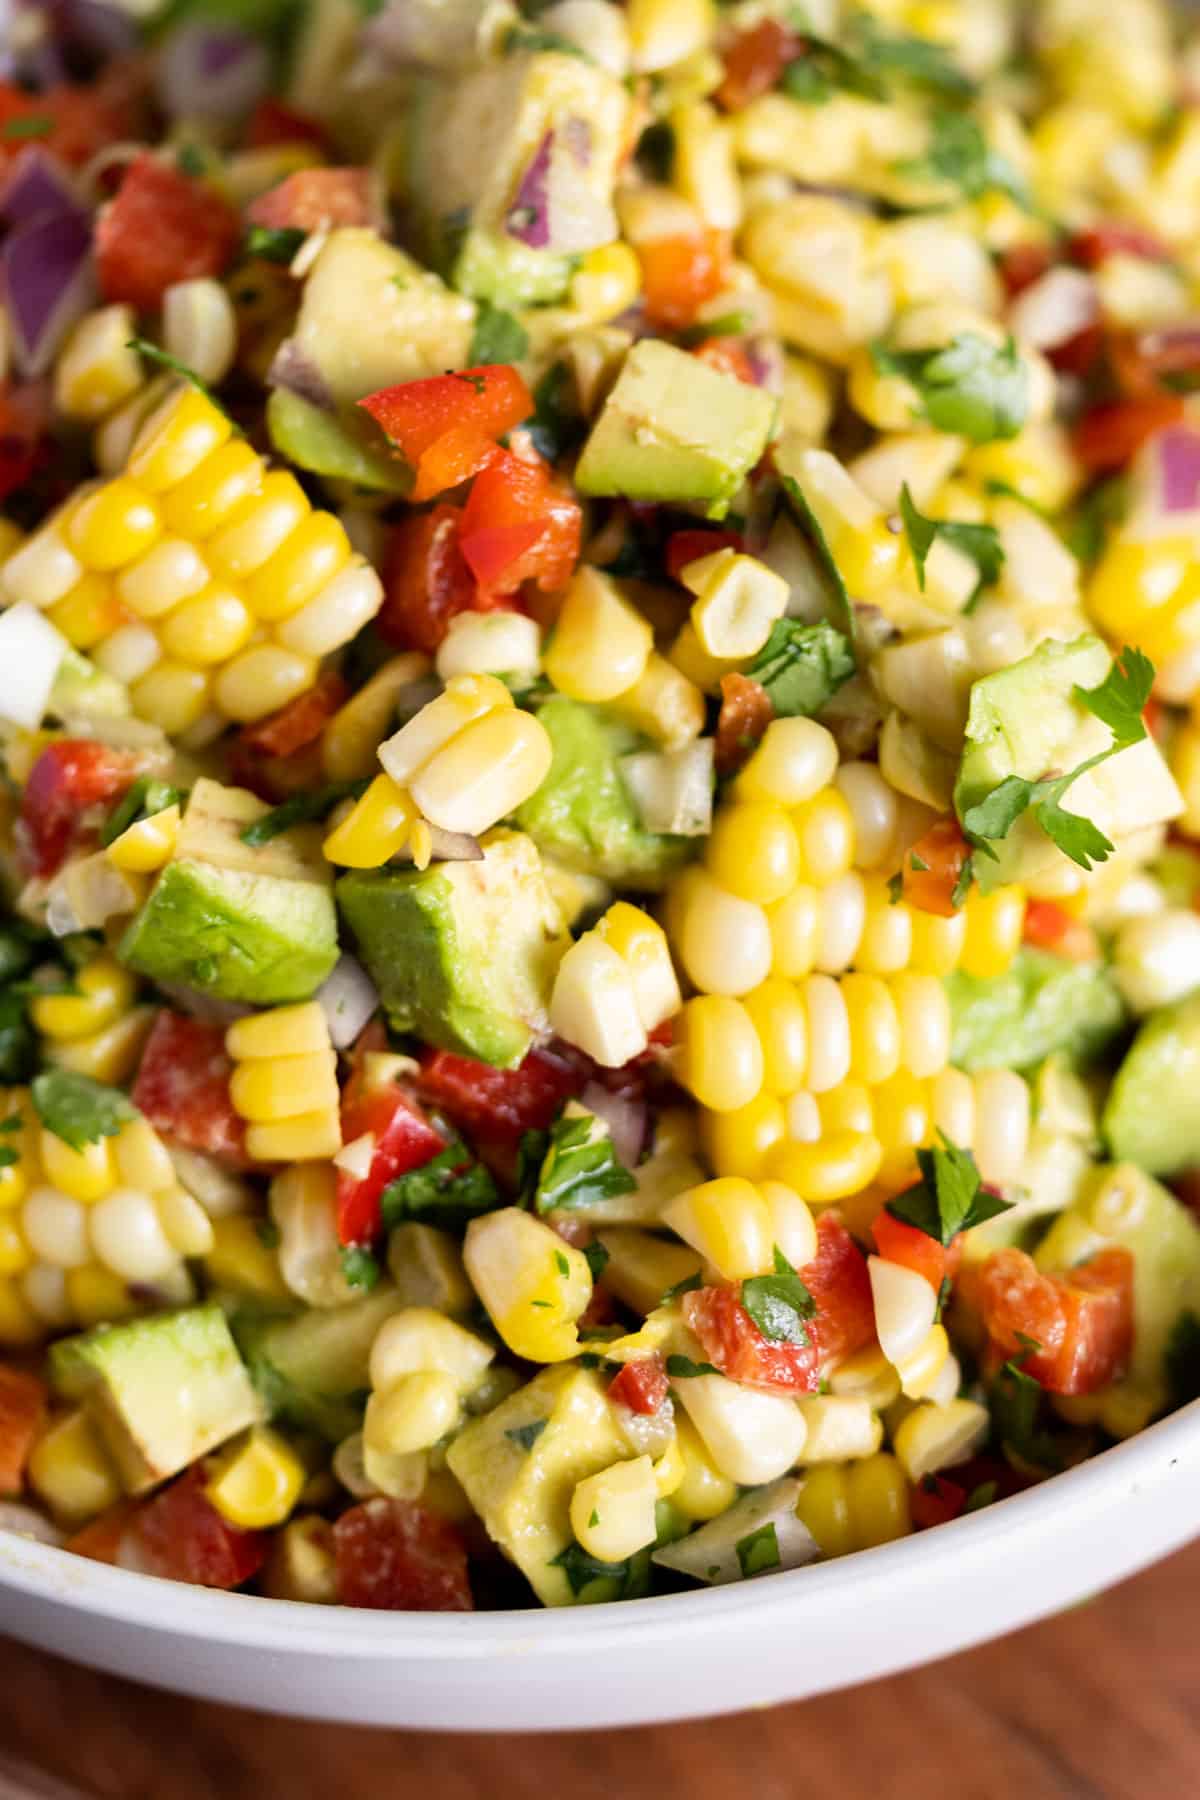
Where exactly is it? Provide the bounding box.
[1,1403,1197,1730]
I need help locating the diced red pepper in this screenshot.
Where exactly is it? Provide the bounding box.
[247,166,373,233]
[1073,394,1186,474]
[1069,223,1172,268]
[0,1366,47,1495]
[459,449,582,595]
[128,1467,268,1590]
[1022,898,1099,962]
[18,738,142,879]
[333,1498,473,1611]
[96,152,240,311]
[360,366,534,496]
[1047,321,1105,379]
[336,1067,446,1248]
[693,338,757,384]
[378,502,496,655]
[910,1473,968,1530]
[998,241,1054,299]
[716,18,802,110]
[978,1245,1135,1396]
[665,528,745,584]
[804,1212,877,1367]
[0,79,134,168]
[238,670,347,761]
[638,230,730,331]
[245,100,331,152]
[714,673,774,778]
[131,1011,250,1169]
[408,427,503,504]
[901,816,972,919]
[607,1355,670,1416]
[872,1208,962,1294]
[416,1046,582,1146]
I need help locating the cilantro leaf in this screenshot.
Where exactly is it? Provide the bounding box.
[380,1142,498,1228]
[1165,1309,1200,1410]
[740,1246,817,1345]
[550,1542,650,1599]
[735,1523,781,1578]
[505,23,587,58]
[1074,645,1154,748]
[127,338,238,429]
[341,1247,380,1291]
[525,361,585,463]
[505,1419,548,1452]
[533,1112,636,1215]
[898,483,1004,598]
[779,474,858,647]
[100,777,183,848]
[886,1136,1011,1245]
[240,780,369,846]
[898,109,1029,208]
[989,1356,1062,1471]
[660,1269,703,1305]
[31,1070,137,1152]
[468,301,529,368]
[665,1354,719,1378]
[746,619,855,719]
[245,225,306,264]
[1033,789,1116,872]
[872,334,1028,444]
[583,1239,610,1282]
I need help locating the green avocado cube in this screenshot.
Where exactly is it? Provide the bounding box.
[119,778,338,1005]
[233,1285,409,1443]
[946,948,1126,1075]
[575,340,777,518]
[336,828,570,1070]
[445,1363,629,1606]
[514,696,692,890]
[1103,991,1200,1176]
[49,1304,262,1494]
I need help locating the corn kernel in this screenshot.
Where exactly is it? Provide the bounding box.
[674,868,773,996]
[322,654,431,783]
[463,1206,591,1363]
[841,972,902,1086]
[64,1262,139,1326]
[766,1130,883,1203]
[792,788,856,885]
[161,439,265,541]
[213,644,318,722]
[664,1176,773,1280]
[244,511,352,622]
[369,1308,494,1392]
[89,1186,178,1283]
[593,902,681,1032]
[246,1111,343,1164]
[48,1007,155,1086]
[767,884,822,980]
[205,1214,291,1302]
[960,884,1026,980]
[742,978,808,1095]
[549,934,647,1068]
[106,805,180,873]
[226,1001,331,1062]
[571,243,642,322]
[116,536,209,619]
[206,1426,307,1530]
[408,706,553,837]
[54,306,143,422]
[545,567,654,703]
[571,1456,658,1561]
[685,550,789,660]
[27,1408,121,1525]
[672,1413,738,1520]
[323,773,415,869]
[45,573,126,649]
[131,661,212,735]
[127,384,232,492]
[30,955,136,1043]
[892,1397,990,1484]
[159,582,255,665]
[675,994,764,1112]
[207,471,311,580]
[0,1212,30,1276]
[39,1132,113,1203]
[366,1371,462,1458]
[740,718,840,808]
[67,478,162,571]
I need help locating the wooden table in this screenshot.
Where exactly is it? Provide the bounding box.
[2,1537,1197,1800]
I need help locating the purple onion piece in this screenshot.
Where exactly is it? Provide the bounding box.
[1157,426,1200,513]
[580,1081,649,1170]
[158,21,271,122]
[505,131,553,249]
[744,335,784,393]
[2,204,95,376]
[0,147,84,230]
[267,337,336,413]
[563,115,592,167]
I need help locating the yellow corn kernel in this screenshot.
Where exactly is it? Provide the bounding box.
[116,535,209,619]
[666,618,738,693]
[767,1131,883,1203]
[365,1371,461,1458]
[741,978,808,1095]
[64,1262,139,1326]
[212,644,318,722]
[54,306,143,421]
[47,1006,154,1087]
[323,773,415,868]
[463,1206,591,1363]
[663,1176,773,1280]
[685,550,789,661]
[0,1277,43,1345]
[653,1432,685,1499]
[672,867,773,996]
[706,801,801,907]
[0,518,23,565]
[703,1093,787,1180]
[841,972,902,1086]
[160,439,264,542]
[206,1426,307,1530]
[244,511,352,622]
[549,934,647,1068]
[45,573,126,649]
[387,1224,474,1316]
[571,1456,658,1562]
[67,478,162,572]
[895,1323,951,1400]
[817,1080,875,1137]
[275,559,382,660]
[39,1131,113,1203]
[231,1050,338,1125]
[794,1463,855,1557]
[0,518,82,610]
[892,1397,990,1484]
[766,884,822,980]
[408,706,553,837]
[872,1070,931,1185]
[159,582,255,665]
[27,1408,121,1525]
[626,0,712,74]
[204,1214,292,1302]
[595,1227,702,1317]
[675,994,764,1112]
[127,384,232,491]
[106,804,180,873]
[593,901,681,1031]
[0,1212,31,1276]
[960,885,1025,980]
[263,1515,339,1603]
[545,567,654,704]
[672,1414,738,1521]
[792,788,856,885]
[570,242,642,322]
[847,1452,912,1548]
[29,955,137,1043]
[130,661,212,735]
[907,904,968,976]
[93,620,161,684]
[207,470,311,580]
[245,1110,342,1164]
[322,654,431,783]
[111,1116,175,1194]
[830,1344,902,1410]
[226,1000,331,1062]
[740,718,840,810]
[379,673,511,783]
[611,651,705,751]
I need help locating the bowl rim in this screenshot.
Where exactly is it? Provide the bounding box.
[2,1398,1197,1658]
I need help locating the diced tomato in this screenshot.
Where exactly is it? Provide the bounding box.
[378,503,493,654]
[131,1011,249,1168]
[245,99,331,152]
[1069,223,1172,268]
[910,1473,967,1530]
[336,1068,446,1248]
[96,152,241,311]
[0,1366,46,1494]
[18,738,142,879]
[804,1212,877,1367]
[607,1355,670,1416]
[872,1208,961,1293]
[998,241,1054,299]
[638,229,730,332]
[459,449,582,595]
[129,1467,267,1590]
[1047,321,1105,379]
[665,528,745,583]
[684,1283,821,1394]
[1022,898,1099,962]
[716,18,801,110]
[416,1046,581,1146]
[978,1245,1134,1396]
[0,381,50,505]
[65,1502,137,1565]
[714,672,774,778]
[360,367,533,491]
[238,670,347,761]
[0,80,133,168]
[247,167,373,233]
[901,816,971,919]
[1073,394,1186,475]
[333,1498,473,1611]
[693,338,757,384]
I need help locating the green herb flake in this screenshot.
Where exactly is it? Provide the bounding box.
[0,1113,22,1133]
[2,116,54,141]
[735,1522,781,1578]
[176,143,207,177]
[746,619,855,719]
[550,1541,648,1600]
[554,1249,571,1276]
[469,301,530,367]
[898,108,1029,208]
[255,1219,281,1251]
[779,474,858,648]
[505,23,587,58]
[989,1355,1062,1471]
[341,1246,381,1291]
[887,871,904,904]
[898,483,1004,598]
[588,1508,600,1529]
[505,1418,548,1452]
[666,1354,719,1379]
[526,361,585,464]
[31,1070,137,1152]
[964,1480,998,1513]
[886,1135,1011,1245]
[660,1269,703,1305]
[583,1239,610,1282]
[245,225,307,264]
[871,333,1029,444]
[240,779,369,846]
[100,777,183,848]
[380,1142,498,1228]
[533,1112,637,1215]
[740,1245,817,1345]
[127,338,239,430]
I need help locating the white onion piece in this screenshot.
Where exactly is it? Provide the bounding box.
[0,1502,63,1547]
[0,602,67,727]
[267,337,335,413]
[621,741,714,837]
[580,1080,648,1170]
[316,953,379,1049]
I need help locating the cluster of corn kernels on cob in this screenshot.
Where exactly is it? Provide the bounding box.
[0,383,384,740]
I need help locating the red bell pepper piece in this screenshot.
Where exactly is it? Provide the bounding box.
[714,673,774,777]
[872,1208,962,1294]
[0,78,134,168]
[378,502,515,654]
[238,670,347,761]
[96,152,240,311]
[416,1046,582,1146]
[245,99,331,152]
[0,1366,47,1494]
[638,229,730,331]
[910,1473,968,1530]
[607,1355,670,1416]
[458,448,582,594]
[336,1066,446,1248]
[1022,898,1099,962]
[19,738,142,878]
[1073,394,1185,474]
[716,18,802,110]
[901,816,972,919]
[360,366,533,502]
[131,1011,250,1169]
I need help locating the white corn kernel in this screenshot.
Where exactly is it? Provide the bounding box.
[162,279,237,386]
[570,1456,658,1562]
[89,1187,178,1283]
[869,1255,938,1367]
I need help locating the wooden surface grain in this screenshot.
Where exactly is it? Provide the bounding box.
[2,1536,1198,1800]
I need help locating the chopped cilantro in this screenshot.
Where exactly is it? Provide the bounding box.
[779,474,857,645]
[989,1355,1062,1471]
[176,143,207,177]
[898,109,1029,208]
[255,1219,281,1251]
[550,1541,649,1599]
[740,1246,817,1345]
[679,310,754,345]
[887,871,904,904]
[746,619,855,719]
[341,1246,381,1291]
[127,339,238,429]
[31,1070,136,1152]
[100,777,183,848]
[950,854,976,910]
[239,779,369,846]
[898,483,1004,599]
[505,1419,548,1452]
[533,1112,636,1215]
[871,334,1028,444]
[666,1354,719,1379]
[245,225,307,264]
[554,1249,570,1276]
[0,1113,22,1133]
[735,1522,781,1578]
[588,1508,600,1529]
[380,1142,498,1228]
[660,1269,703,1305]
[526,362,585,463]
[886,1136,1011,1245]
[583,1240,610,1282]
[469,301,530,367]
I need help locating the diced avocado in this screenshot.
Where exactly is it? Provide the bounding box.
[49,1304,262,1494]
[1035,1164,1200,1406]
[119,778,338,1005]
[49,647,131,720]
[575,341,777,519]
[514,697,692,889]
[946,948,1126,1075]
[955,634,1182,887]
[233,1286,408,1443]
[1154,842,1200,909]
[337,828,570,1069]
[405,53,629,305]
[1103,991,1200,1176]
[266,391,411,495]
[445,1362,629,1605]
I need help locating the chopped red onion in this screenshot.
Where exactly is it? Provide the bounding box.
[580,1081,649,1169]
[317,953,379,1050]
[267,337,336,413]
[0,146,83,230]
[1157,426,1200,513]
[506,131,553,249]
[744,335,784,392]
[158,22,271,122]
[2,203,95,376]
[562,115,591,167]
